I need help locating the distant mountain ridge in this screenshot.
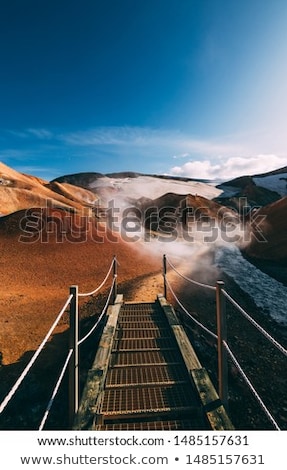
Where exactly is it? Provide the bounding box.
[252,166,287,178]
[1,162,287,261]
[217,165,287,209]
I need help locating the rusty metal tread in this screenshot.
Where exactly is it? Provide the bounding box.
[119,306,162,312]
[120,306,160,314]
[110,350,184,367]
[117,322,167,329]
[118,316,164,322]
[121,302,160,311]
[118,320,164,327]
[106,381,189,389]
[106,364,190,388]
[102,405,195,418]
[119,302,166,318]
[100,385,195,415]
[112,361,183,368]
[95,420,196,431]
[115,329,172,339]
[119,306,162,311]
[119,311,163,319]
[112,338,178,351]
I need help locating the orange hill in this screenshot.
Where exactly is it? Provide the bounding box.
[0,208,160,365]
[0,162,98,215]
[245,196,287,261]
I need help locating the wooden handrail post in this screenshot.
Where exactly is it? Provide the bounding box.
[113,255,117,303]
[69,285,79,427]
[216,280,228,410]
[163,254,167,299]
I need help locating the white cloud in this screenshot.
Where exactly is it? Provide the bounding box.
[6,128,53,140]
[26,128,53,139]
[5,125,286,181]
[170,154,287,181]
[61,127,165,146]
[7,130,28,139]
[171,160,221,179]
[173,152,190,159]
[7,125,245,163]
[0,149,32,160]
[60,126,244,160]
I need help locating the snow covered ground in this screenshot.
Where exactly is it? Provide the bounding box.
[215,246,287,326]
[88,175,223,200]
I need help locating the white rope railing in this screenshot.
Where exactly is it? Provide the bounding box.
[38,258,117,427]
[163,253,286,430]
[223,290,287,357]
[78,277,116,346]
[166,255,287,357]
[0,294,73,415]
[0,256,117,428]
[224,341,280,431]
[165,277,218,341]
[38,348,73,431]
[166,256,216,291]
[78,258,115,297]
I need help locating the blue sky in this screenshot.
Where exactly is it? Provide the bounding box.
[1,0,287,181]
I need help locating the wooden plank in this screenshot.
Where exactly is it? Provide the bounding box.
[206,405,234,431]
[158,295,201,370]
[158,295,234,430]
[191,368,219,406]
[73,295,123,430]
[192,368,234,430]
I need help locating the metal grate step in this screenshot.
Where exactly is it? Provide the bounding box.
[110,350,184,367]
[119,309,160,319]
[112,337,178,352]
[118,315,167,328]
[101,385,194,417]
[122,302,160,312]
[96,419,196,431]
[117,321,167,329]
[106,364,190,388]
[115,328,172,340]
[120,304,163,318]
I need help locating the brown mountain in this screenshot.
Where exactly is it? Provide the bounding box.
[0,162,98,215]
[132,192,239,236]
[245,196,287,261]
[216,176,280,210]
[0,207,160,366]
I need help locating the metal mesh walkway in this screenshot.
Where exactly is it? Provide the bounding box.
[95,302,204,430]
[74,296,233,431]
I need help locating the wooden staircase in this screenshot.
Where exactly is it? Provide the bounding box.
[73,295,234,431]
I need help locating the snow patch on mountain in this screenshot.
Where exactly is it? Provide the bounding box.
[88,175,223,200]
